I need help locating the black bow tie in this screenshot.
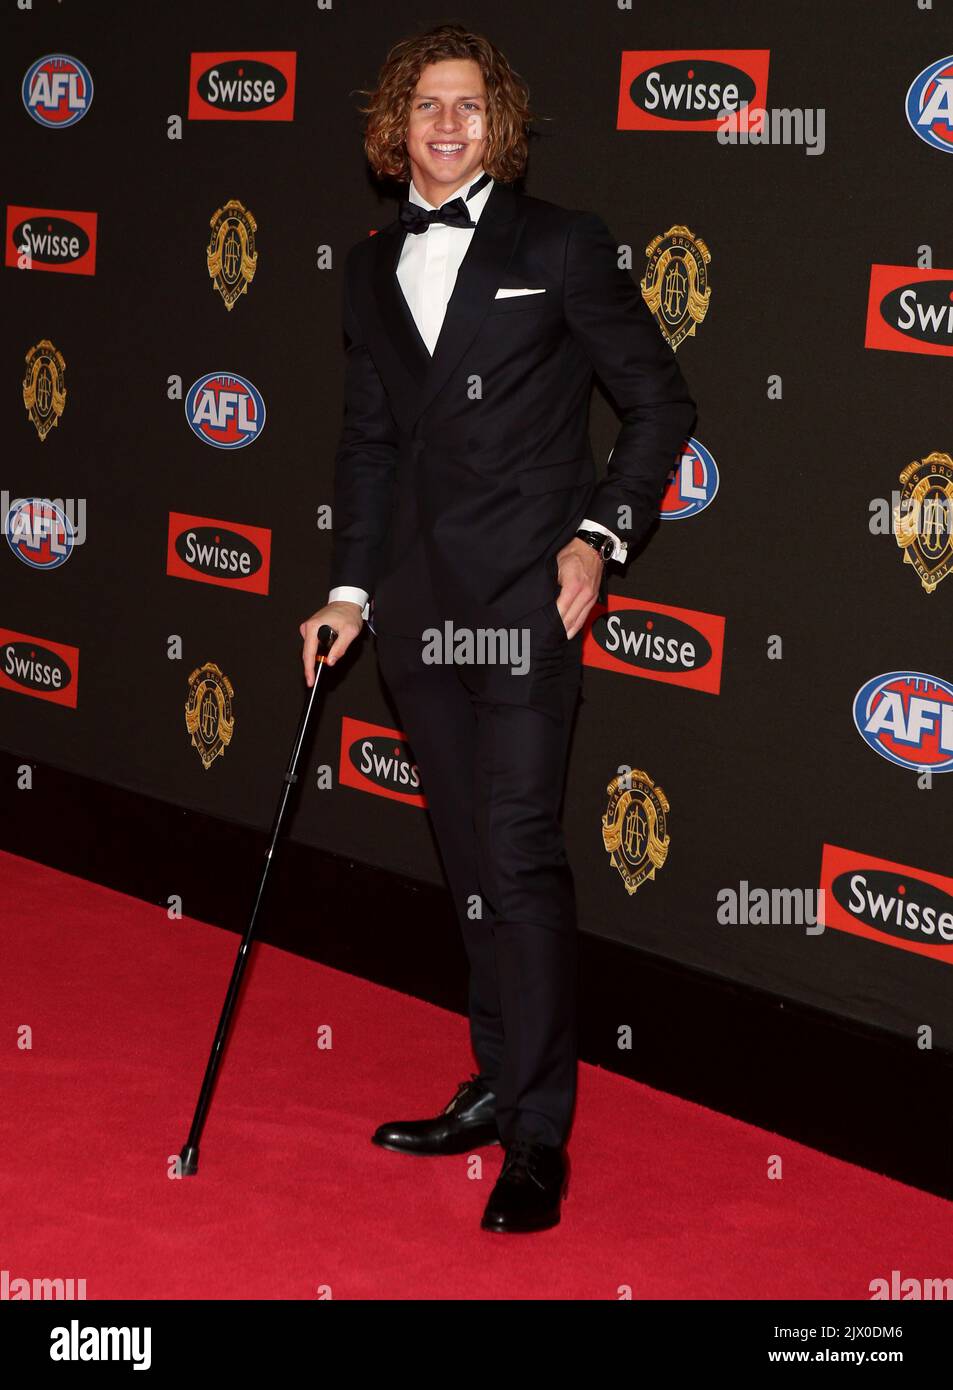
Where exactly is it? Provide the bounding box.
[398,172,492,235]
[399,197,473,234]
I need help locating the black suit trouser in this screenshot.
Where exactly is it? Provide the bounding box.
[374,598,583,1148]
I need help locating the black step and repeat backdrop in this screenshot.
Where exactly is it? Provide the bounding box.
[4,1,953,1047]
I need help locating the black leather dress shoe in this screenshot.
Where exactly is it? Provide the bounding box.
[481,1138,568,1233]
[371,1074,500,1155]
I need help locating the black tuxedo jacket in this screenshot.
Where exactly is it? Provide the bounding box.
[329,180,697,634]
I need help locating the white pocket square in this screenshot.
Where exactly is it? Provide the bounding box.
[494,286,546,298]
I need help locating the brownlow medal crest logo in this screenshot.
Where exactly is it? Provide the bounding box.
[894,451,953,593]
[602,768,670,895]
[641,225,711,350]
[185,662,235,768]
[22,339,67,441]
[207,199,258,310]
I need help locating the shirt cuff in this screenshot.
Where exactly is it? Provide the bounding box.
[329,585,371,620]
[580,517,627,564]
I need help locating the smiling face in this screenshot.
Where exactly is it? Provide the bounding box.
[405,58,489,205]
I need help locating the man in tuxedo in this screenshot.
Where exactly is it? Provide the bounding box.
[301,24,696,1233]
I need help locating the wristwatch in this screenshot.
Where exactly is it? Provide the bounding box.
[575,528,615,562]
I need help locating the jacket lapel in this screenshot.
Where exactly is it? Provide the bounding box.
[415,182,521,419]
[367,182,523,427]
[371,221,431,387]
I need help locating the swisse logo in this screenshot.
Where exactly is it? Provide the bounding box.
[836,871,953,948]
[198,60,287,110]
[820,844,953,964]
[880,282,953,344]
[583,597,725,694]
[660,437,720,520]
[185,372,265,449]
[906,54,953,153]
[188,52,296,121]
[853,671,953,772]
[166,512,271,595]
[4,643,69,691]
[0,628,78,708]
[22,55,93,128]
[6,207,98,276]
[865,264,953,358]
[617,50,770,131]
[338,717,426,807]
[13,217,89,264]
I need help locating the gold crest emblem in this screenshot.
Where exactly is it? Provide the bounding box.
[894,451,953,593]
[185,662,235,769]
[601,768,670,896]
[641,225,711,350]
[22,339,67,441]
[207,199,258,310]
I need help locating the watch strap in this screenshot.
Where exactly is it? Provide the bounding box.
[575,528,615,560]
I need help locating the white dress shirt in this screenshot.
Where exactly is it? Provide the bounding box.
[396,167,495,352]
[329,170,623,617]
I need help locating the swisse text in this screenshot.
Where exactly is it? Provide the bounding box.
[839,872,953,943]
[888,285,953,340]
[204,69,278,107]
[5,644,65,688]
[182,531,253,574]
[640,69,746,114]
[357,740,420,789]
[17,221,85,260]
[602,613,697,668]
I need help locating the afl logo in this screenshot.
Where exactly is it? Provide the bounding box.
[660,438,719,520]
[22,55,93,128]
[185,372,265,449]
[853,671,953,773]
[906,55,953,152]
[5,498,74,570]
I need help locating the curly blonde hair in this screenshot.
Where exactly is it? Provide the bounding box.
[358,23,533,184]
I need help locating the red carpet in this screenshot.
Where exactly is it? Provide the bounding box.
[1,847,950,1300]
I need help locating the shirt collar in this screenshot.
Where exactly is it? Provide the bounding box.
[408,168,494,223]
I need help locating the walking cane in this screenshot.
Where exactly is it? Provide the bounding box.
[179,623,338,1177]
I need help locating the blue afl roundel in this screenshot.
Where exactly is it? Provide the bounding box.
[185,372,266,449]
[905,54,953,153]
[659,437,719,520]
[853,670,953,773]
[22,54,94,129]
[5,498,75,570]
